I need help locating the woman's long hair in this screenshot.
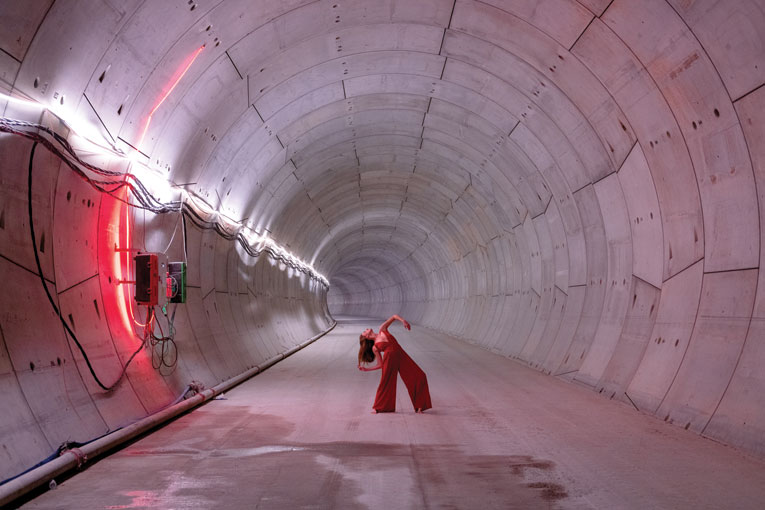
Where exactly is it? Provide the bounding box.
[359,335,375,364]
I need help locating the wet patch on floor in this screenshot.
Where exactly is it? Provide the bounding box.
[407,446,566,509]
[526,481,568,501]
[22,440,567,509]
[120,408,296,457]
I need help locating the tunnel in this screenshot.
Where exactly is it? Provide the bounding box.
[1,0,765,508]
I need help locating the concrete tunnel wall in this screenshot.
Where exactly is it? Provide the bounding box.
[1,0,765,481]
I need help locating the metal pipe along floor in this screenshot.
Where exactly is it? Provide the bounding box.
[20,319,765,509]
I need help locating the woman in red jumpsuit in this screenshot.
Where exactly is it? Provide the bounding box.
[358,314,432,413]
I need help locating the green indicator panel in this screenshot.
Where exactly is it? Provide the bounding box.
[167,261,187,303]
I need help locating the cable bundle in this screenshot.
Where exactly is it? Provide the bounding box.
[1,117,181,214]
[142,306,179,374]
[8,113,328,391]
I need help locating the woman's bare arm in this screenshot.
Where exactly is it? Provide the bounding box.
[379,314,411,333]
[359,346,383,371]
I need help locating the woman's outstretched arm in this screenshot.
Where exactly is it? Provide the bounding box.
[379,314,411,333]
[359,346,383,371]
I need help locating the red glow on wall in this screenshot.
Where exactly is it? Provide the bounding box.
[110,189,136,338]
[136,44,206,150]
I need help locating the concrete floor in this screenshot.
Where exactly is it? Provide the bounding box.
[20,318,765,509]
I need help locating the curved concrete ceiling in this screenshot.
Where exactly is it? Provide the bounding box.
[2,0,765,488]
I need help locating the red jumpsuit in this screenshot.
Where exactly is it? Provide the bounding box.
[373,331,432,413]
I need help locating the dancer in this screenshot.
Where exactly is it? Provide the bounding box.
[358,314,432,413]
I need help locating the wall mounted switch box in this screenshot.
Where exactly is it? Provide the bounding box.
[167,261,187,303]
[135,253,168,306]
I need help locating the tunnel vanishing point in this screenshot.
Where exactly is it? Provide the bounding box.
[1,0,765,507]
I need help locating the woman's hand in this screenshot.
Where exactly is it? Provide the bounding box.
[359,360,382,371]
[403,319,411,330]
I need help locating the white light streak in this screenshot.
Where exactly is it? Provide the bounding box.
[0,92,330,287]
[0,92,46,110]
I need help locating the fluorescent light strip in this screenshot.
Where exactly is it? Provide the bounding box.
[0,92,330,287]
[0,91,45,109]
[184,192,329,286]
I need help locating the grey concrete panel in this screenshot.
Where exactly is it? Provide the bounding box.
[523,213,543,296]
[229,0,452,81]
[544,201,569,291]
[572,17,704,280]
[604,0,758,273]
[700,85,765,457]
[344,73,518,133]
[184,286,234,383]
[248,24,444,99]
[541,284,586,374]
[426,98,506,142]
[197,232,225,296]
[197,108,264,189]
[555,185,606,375]
[0,0,53,61]
[159,302,216,389]
[207,293,253,374]
[448,3,634,177]
[705,315,765,458]
[2,257,147,433]
[510,124,586,285]
[278,94,429,145]
[626,261,704,414]
[293,129,422,170]
[442,57,596,191]
[0,137,58,281]
[14,0,139,114]
[57,278,144,428]
[156,55,247,184]
[290,112,425,160]
[82,0,285,141]
[225,285,259,367]
[479,0,593,49]
[519,215,556,361]
[261,80,347,139]
[0,264,107,453]
[442,29,633,181]
[51,160,101,292]
[596,277,660,402]
[576,0,611,16]
[575,174,632,387]
[423,129,527,223]
[668,0,765,101]
[0,50,19,94]
[616,144,663,289]
[528,286,567,369]
[212,234,230,294]
[14,361,107,449]
[0,373,51,480]
[497,223,534,357]
[258,53,444,122]
[657,269,757,432]
[0,259,75,378]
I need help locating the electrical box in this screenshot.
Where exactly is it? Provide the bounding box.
[167,261,187,303]
[134,253,168,306]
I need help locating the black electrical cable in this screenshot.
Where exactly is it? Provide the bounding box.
[28,142,144,391]
[143,306,178,373]
[8,115,327,286]
[3,118,181,214]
